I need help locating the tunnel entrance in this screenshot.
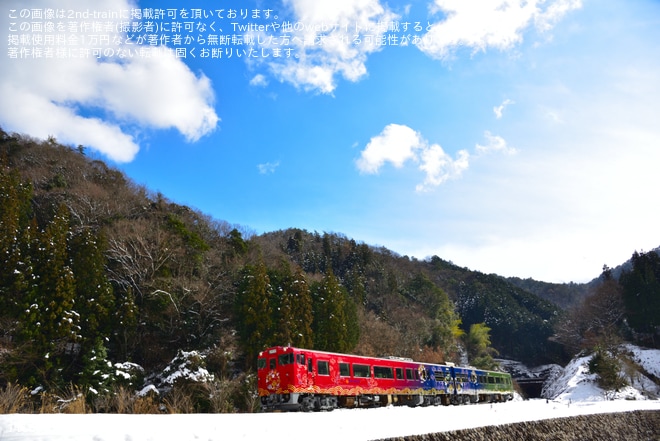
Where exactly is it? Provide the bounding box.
[514,378,546,399]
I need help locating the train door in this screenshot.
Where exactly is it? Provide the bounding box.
[296,353,309,387]
[449,366,457,400]
[307,355,315,387]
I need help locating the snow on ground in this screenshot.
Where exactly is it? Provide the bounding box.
[624,344,660,379]
[1,399,658,441]
[1,346,659,441]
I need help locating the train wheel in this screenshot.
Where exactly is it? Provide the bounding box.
[319,396,337,411]
[301,396,315,412]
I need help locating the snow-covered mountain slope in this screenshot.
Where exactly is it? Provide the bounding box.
[543,345,660,402]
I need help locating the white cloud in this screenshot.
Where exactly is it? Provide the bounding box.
[356,124,422,173]
[253,0,398,94]
[257,161,281,174]
[356,123,472,192]
[250,74,269,87]
[416,146,469,192]
[475,131,517,155]
[0,0,219,162]
[494,98,515,119]
[0,85,139,162]
[418,0,582,60]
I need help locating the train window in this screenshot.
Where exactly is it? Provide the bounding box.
[405,368,413,380]
[396,368,404,380]
[308,358,313,373]
[353,364,370,378]
[318,361,329,376]
[297,354,305,365]
[339,363,350,377]
[374,366,393,379]
[257,358,266,370]
[488,376,495,384]
[279,353,294,366]
[269,358,276,369]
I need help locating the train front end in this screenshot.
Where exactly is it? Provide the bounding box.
[257,346,309,411]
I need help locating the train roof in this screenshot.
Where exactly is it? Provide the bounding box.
[259,346,509,375]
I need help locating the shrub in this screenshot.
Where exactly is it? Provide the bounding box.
[588,348,628,393]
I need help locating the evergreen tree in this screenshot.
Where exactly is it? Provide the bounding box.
[269,262,314,348]
[287,267,314,348]
[0,163,33,317]
[269,263,295,346]
[79,337,116,394]
[68,228,116,374]
[227,228,248,257]
[69,229,115,339]
[0,164,36,384]
[343,287,360,351]
[588,347,627,392]
[112,285,139,361]
[235,260,273,367]
[312,269,358,353]
[20,205,80,385]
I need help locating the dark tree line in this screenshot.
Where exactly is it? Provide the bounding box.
[234,259,359,369]
[554,254,660,357]
[0,160,122,388]
[619,252,660,346]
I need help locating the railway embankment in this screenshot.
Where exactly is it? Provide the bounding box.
[377,410,660,441]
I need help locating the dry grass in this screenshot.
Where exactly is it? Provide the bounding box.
[39,385,89,414]
[202,379,237,413]
[90,386,160,414]
[1,378,255,414]
[0,382,31,413]
[163,386,196,413]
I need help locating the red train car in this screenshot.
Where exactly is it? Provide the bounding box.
[257,345,513,411]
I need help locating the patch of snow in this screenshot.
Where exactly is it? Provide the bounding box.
[115,370,131,380]
[144,350,215,393]
[137,384,159,397]
[544,355,603,402]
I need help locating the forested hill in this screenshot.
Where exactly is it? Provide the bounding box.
[253,229,564,364]
[2,130,659,410]
[505,277,590,310]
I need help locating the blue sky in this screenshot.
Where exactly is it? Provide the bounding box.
[2,0,660,282]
